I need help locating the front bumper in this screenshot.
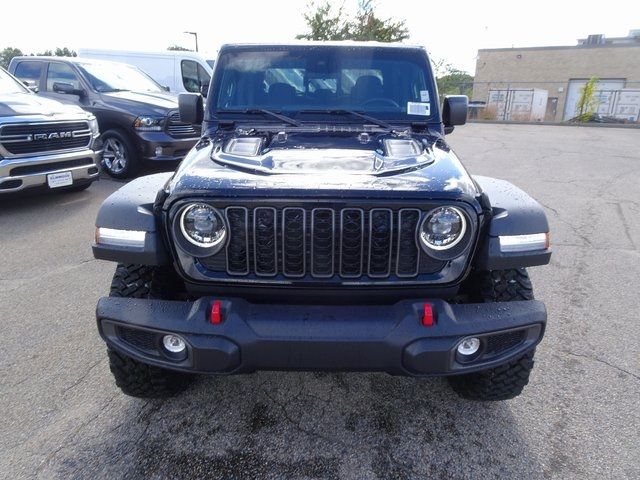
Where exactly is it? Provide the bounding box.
[0,148,101,194]
[97,297,546,376]
[134,131,198,163]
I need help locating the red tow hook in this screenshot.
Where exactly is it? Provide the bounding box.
[421,303,435,327]
[210,300,223,325]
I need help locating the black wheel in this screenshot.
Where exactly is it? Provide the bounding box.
[101,129,139,179]
[448,268,536,401]
[107,264,191,398]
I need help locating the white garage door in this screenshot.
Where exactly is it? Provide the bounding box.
[563,79,625,120]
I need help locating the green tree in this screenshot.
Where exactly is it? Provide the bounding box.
[574,76,599,122]
[437,68,474,97]
[297,0,409,42]
[167,45,192,51]
[54,47,77,57]
[0,46,23,69]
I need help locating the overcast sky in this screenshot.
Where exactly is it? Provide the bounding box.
[1,0,639,73]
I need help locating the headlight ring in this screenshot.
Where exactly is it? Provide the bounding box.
[418,206,468,253]
[177,203,227,255]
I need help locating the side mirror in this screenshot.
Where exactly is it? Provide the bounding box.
[179,93,204,125]
[200,82,210,98]
[53,82,84,97]
[163,85,170,92]
[23,80,38,93]
[442,95,468,134]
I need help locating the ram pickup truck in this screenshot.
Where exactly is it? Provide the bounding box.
[0,67,100,194]
[9,57,200,179]
[92,43,551,401]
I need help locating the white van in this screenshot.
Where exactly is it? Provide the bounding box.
[78,49,213,94]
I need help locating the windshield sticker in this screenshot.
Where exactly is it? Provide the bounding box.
[420,90,430,102]
[407,102,430,116]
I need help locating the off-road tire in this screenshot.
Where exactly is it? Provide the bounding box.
[449,268,537,401]
[107,347,191,398]
[107,264,191,398]
[448,349,536,401]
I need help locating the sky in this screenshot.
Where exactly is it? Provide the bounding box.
[1,0,639,74]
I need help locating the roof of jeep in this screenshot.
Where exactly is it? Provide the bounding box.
[220,41,426,50]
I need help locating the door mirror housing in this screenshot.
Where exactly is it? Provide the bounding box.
[179,93,204,125]
[442,95,468,134]
[23,80,38,93]
[53,82,85,97]
[163,85,170,92]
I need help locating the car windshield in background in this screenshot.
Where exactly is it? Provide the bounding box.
[0,68,29,94]
[212,46,435,122]
[77,62,163,93]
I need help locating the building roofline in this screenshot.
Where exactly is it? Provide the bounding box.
[478,43,640,53]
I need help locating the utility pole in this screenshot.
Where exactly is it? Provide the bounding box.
[184,31,198,52]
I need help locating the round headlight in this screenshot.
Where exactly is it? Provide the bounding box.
[180,204,226,249]
[419,206,467,251]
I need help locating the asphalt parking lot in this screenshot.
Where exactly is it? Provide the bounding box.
[1,123,638,479]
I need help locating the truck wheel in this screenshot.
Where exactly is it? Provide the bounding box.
[448,268,536,401]
[101,130,138,179]
[107,263,191,398]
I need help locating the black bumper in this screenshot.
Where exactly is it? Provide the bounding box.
[97,297,546,376]
[134,131,198,162]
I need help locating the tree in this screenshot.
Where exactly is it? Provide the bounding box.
[437,68,474,97]
[168,45,192,51]
[54,47,77,57]
[574,76,599,122]
[0,47,23,69]
[297,0,409,42]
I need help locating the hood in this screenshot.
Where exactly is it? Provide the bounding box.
[168,130,480,202]
[0,92,87,118]
[101,90,179,115]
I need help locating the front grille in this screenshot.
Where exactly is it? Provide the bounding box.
[197,205,447,282]
[167,111,199,138]
[0,121,91,155]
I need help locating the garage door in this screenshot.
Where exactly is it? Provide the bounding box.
[563,79,625,120]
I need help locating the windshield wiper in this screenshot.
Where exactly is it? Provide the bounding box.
[298,109,394,131]
[242,109,301,127]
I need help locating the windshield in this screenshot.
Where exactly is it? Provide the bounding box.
[211,46,436,122]
[77,62,163,93]
[0,68,29,94]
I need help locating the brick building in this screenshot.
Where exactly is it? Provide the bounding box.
[472,31,640,122]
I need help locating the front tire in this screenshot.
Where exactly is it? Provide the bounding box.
[449,268,537,401]
[101,129,138,179]
[107,264,191,398]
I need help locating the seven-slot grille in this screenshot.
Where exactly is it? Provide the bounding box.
[0,121,91,155]
[197,205,447,281]
[167,111,199,138]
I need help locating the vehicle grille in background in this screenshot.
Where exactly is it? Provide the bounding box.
[0,121,91,155]
[167,111,199,138]
[197,206,446,281]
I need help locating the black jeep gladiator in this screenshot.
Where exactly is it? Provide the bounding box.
[92,43,551,401]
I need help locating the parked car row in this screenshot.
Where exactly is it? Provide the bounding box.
[1,54,204,195]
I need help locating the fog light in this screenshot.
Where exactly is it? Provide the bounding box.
[162,334,186,353]
[155,146,164,156]
[457,337,481,356]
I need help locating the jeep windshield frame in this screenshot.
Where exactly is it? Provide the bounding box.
[208,44,439,126]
